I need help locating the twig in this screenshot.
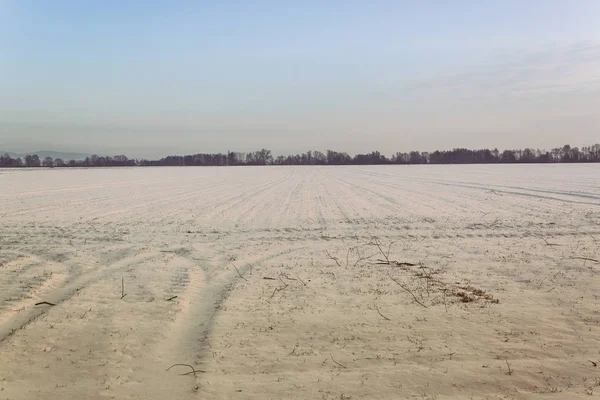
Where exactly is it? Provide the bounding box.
[353,250,378,267]
[537,277,547,288]
[346,248,351,267]
[330,353,347,368]
[121,277,127,299]
[182,369,207,375]
[552,270,564,279]
[245,262,254,275]
[374,304,391,321]
[387,272,427,308]
[232,263,247,281]
[386,240,397,262]
[394,262,420,267]
[541,237,560,246]
[166,364,203,377]
[370,235,390,264]
[271,279,289,299]
[35,301,56,306]
[445,351,456,360]
[263,277,277,280]
[271,286,286,298]
[296,275,307,286]
[442,288,448,313]
[325,250,341,267]
[81,308,90,318]
[319,269,336,279]
[166,296,178,301]
[505,358,513,375]
[470,220,501,229]
[571,257,599,263]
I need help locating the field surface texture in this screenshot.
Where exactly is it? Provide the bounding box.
[1,165,600,399]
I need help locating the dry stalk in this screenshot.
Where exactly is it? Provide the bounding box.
[442,288,448,313]
[387,272,427,308]
[281,273,297,281]
[35,301,56,306]
[296,275,307,286]
[353,248,378,267]
[541,237,560,246]
[346,248,352,267]
[571,257,599,263]
[232,263,247,281]
[166,363,205,377]
[271,278,289,299]
[395,262,420,267]
[325,250,341,267]
[330,353,347,368]
[374,304,391,321]
[504,358,513,375]
[121,277,127,299]
[369,235,396,264]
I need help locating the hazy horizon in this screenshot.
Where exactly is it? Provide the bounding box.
[2,2,600,159]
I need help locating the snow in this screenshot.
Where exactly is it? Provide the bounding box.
[1,165,599,398]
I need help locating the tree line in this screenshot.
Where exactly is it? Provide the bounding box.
[0,154,135,168]
[2,144,600,168]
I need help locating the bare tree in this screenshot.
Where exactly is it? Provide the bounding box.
[42,156,54,168]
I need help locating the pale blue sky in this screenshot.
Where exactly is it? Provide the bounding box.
[1,1,599,157]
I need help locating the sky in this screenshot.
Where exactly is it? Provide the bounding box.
[1,1,600,158]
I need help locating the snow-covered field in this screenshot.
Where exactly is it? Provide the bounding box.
[1,165,599,399]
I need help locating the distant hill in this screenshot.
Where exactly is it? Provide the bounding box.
[0,151,93,161]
